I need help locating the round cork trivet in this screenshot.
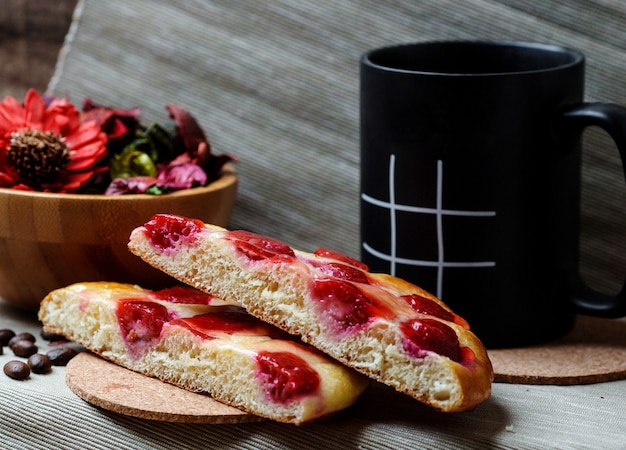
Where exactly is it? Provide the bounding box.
[488,315,626,385]
[66,352,264,423]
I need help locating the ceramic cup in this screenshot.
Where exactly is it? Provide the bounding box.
[360,40,626,348]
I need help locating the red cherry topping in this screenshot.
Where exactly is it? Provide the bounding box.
[309,260,370,284]
[255,351,320,404]
[143,214,204,250]
[117,300,172,357]
[172,307,288,340]
[400,318,463,363]
[313,248,369,271]
[400,294,470,329]
[226,230,295,261]
[153,286,215,305]
[401,294,455,321]
[310,279,392,333]
[461,346,476,362]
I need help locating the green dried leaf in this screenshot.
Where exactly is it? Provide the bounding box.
[144,122,177,162]
[109,147,157,179]
[145,184,167,195]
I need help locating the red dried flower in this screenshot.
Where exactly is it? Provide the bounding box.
[0,89,236,195]
[0,89,108,192]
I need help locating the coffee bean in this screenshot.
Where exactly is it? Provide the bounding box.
[40,330,66,342]
[11,340,38,358]
[0,329,16,347]
[27,354,52,374]
[47,347,78,366]
[4,360,30,380]
[8,332,36,348]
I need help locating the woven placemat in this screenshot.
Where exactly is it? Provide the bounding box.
[488,315,626,385]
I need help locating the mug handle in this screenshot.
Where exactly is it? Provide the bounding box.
[556,102,626,317]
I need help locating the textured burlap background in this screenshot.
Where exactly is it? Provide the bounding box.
[48,0,626,297]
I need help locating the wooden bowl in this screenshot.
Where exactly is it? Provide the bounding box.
[0,165,237,311]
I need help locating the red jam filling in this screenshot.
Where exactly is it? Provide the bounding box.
[401,294,455,321]
[171,306,289,340]
[313,248,370,271]
[116,300,172,358]
[400,294,470,329]
[143,213,205,251]
[152,286,215,305]
[400,318,463,363]
[309,278,393,334]
[255,351,320,404]
[226,230,295,262]
[308,260,370,284]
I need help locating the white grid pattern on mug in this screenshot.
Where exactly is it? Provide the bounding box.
[361,155,496,299]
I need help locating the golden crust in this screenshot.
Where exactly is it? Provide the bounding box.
[368,272,493,410]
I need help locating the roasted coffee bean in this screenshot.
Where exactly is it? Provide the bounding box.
[11,340,38,358]
[27,354,52,374]
[40,330,66,342]
[0,329,16,347]
[8,332,36,348]
[4,360,30,380]
[46,347,78,366]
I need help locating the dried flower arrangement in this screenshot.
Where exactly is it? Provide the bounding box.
[0,89,236,195]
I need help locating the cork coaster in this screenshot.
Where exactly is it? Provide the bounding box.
[488,315,626,385]
[66,352,264,423]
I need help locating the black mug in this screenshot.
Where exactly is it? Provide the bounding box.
[360,40,626,348]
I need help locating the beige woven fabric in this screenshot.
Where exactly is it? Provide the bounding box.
[49,0,626,295]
